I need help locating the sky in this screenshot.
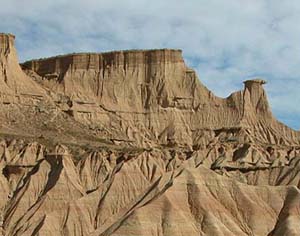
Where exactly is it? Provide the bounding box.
[0,0,299,129]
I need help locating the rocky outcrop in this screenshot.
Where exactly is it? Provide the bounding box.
[0,34,99,145]
[22,49,300,147]
[0,33,300,236]
[0,33,45,97]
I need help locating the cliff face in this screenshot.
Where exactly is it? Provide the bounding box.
[0,33,300,236]
[0,33,14,58]
[0,33,22,94]
[22,49,299,146]
[0,34,44,96]
[0,34,90,144]
[22,49,194,109]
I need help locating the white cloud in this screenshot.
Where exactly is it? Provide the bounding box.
[0,0,299,129]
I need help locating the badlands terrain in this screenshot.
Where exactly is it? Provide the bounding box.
[0,33,299,236]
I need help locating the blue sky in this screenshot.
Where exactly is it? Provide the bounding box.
[1,0,300,129]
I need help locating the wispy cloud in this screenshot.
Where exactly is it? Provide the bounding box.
[1,0,299,129]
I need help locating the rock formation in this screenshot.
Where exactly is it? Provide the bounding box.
[22,48,299,147]
[0,33,299,236]
[0,33,45,97]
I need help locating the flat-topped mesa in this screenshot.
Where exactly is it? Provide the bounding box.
[21,49,191,112]
[22,49,184,75]
[16,41,300,145]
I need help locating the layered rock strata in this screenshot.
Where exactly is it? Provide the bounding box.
[0,33,299,236]
[22,49,299,147]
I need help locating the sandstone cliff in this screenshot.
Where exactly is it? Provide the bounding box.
[0,33,299,236]
[0,33,45,97]
[22,48,300,147]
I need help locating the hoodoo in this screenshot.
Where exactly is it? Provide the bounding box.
[243,79,269,112]
[0,33,299,236]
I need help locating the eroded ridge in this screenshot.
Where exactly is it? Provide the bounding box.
[0,138,299,236]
